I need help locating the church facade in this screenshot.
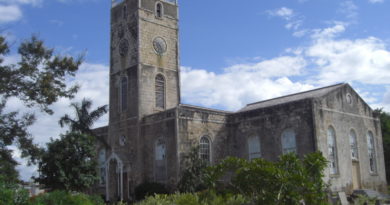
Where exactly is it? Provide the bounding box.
[94,0,387,201]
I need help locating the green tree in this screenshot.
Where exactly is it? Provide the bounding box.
[35,132,98,192]
[204,152,328,205]
[59,98,108,146]
[374,108,390,182]
[177,146,208,193]
[36,99,108,191]
[0,35,82,180]
[59,98,107,136]
[0,175,29,205]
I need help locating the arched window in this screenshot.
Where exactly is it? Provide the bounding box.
[155,74,165,109]
[281,129,297,154]
[327,126,338,175]
[156,2,163,18]
[155,138,167,182]
[349,129,358,160]
[367,131,376,173]
[199,136,211,163]
[248,136,261,160]
[98,149,106,185]
[121,76,128,111]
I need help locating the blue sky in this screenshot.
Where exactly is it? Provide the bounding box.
[1,0,390,180]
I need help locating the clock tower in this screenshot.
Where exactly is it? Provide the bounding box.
[106,0,180,201]
[109,0,180,123]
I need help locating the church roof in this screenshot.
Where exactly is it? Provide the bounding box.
[239,83,346,112]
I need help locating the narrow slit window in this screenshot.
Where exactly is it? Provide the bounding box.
[98,149,106,185]
[155,74,165,109]
[121,77,128,111]
[367,131,377,173]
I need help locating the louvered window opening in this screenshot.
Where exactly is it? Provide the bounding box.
[155,75,165,109]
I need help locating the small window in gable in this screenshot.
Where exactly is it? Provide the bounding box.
[248,136,261,160]
[350,129,359,160]
[327,126,338,175]
[367,131,377,173]
[156,2,163,18]
[121,76,128,111]
[155,74,165,109]
[199,136,211,163]
[281,129,297,154]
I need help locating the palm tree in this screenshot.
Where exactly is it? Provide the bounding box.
[59,98,108,147]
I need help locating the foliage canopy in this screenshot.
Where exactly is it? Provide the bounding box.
[35,132,98,192]
[0,35,82,180]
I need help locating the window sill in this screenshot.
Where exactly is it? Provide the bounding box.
[369,172,379,176]
[330,174,340,178]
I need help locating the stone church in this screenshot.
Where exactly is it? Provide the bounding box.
[93,0,387,201]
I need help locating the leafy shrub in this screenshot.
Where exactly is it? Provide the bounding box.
[136,191,250,205]
[0,175,29,205]
[29,190,104,205]
[134,182,169,201]
[204,152,329,205]
[178,146,208,193]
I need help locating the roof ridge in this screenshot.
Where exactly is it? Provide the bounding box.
[246,83,346,107]
[179,104,232,113]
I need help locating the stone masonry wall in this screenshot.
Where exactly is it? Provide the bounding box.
[230,99,316,161]
[314,84,387,194]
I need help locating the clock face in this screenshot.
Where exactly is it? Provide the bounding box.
[153,37,167,55]
[119,38,129,56]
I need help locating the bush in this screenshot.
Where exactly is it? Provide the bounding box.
[0,175,29,205]
[134,182,169,201]
[136,191,250,205]
[178,147,208,193]
[29,190,104,205]
[204,152,329,205]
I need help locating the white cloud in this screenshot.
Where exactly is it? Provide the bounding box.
[181,22,390,112]
[0,0,42,6]
[5,62,109,181]
[0,0,42,25]
[267,7,306,36]
[311,22,346,39]
[0,5,22,24]
[269,7,294,20]
[307,36,390,85]
[368,0,384,3]
[181,56,312,111]
[26,62,110,145]
[339,0,358,20]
